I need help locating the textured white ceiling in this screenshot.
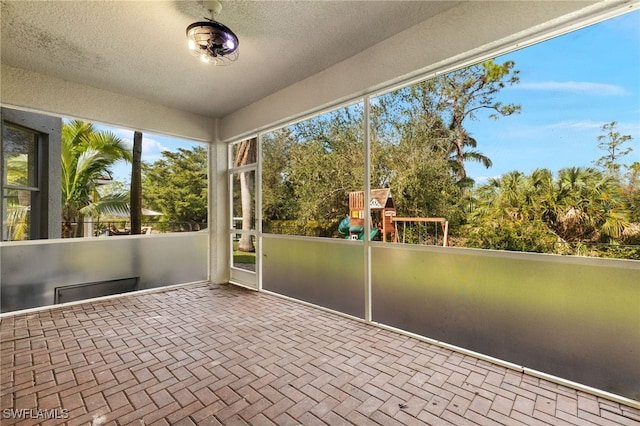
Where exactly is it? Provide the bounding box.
[0,0,461,119]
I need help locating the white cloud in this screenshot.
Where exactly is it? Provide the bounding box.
[514,81,627,96]
[141,138,171,159]
[543,120,640,136]
[543,120,605,130]
[118,134,171,162]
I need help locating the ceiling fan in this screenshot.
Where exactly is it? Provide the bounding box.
[186,0,239,65]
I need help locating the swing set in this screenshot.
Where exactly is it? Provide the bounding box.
[390,217,448,247]
[343,189,448,247]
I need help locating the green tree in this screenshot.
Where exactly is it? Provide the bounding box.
[369,81,474,227]
[446,128,492,188]
[61,120,131,238]
[593,121,633,177]
[142,146,208,226]
[261,128,298,222]
[465,171,559,252]
[589,123,636,247]
[434,60,520,182]
[368,62,518,228]
[384,122,461,221]
[260,60,520,238]
[622,162,640,223]
[287,105,364,224]
[552,167,608,242]
[465,167,633,255]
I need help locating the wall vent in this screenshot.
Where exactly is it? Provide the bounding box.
[55,277,139,304]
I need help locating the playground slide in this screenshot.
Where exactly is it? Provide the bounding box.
[338,217,379,240]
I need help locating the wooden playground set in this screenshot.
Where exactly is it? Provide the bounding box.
[339,189,449,246]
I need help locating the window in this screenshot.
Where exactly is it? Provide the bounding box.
[2,123,39,241]
[94,125,208,237]
[1,109,207,241]
[365,11,639,258]
[257,11,638,259]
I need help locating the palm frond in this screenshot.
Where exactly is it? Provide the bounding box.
[61,120,133,232]
[463,150,493,168]
[5,205,30,241]
[601,210,630,240]
[79,192,130,218]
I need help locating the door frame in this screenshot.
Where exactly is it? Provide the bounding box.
[228,139,260,289]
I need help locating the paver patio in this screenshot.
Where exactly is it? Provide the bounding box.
[1,282,638,425]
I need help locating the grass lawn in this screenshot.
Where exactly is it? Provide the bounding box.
[233,241,256,264]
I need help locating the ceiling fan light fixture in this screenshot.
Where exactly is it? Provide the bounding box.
[186,0,239,66]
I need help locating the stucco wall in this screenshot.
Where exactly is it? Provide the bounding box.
[0,64,216,143]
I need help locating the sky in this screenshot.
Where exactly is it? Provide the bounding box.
[98,127,202,185]
[100,10,639,186]
[464,10,640,184]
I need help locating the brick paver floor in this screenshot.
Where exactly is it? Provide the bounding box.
[1,282,638,425]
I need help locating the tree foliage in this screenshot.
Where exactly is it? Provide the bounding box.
[623,162,640,224]
[261,60,521,236]
[262,128,299,222]
[434,60,520,182]
[142,146,208,225]
[257,58,636,259]
[593,121,634,177]
[465,166,636,257]
[289,106,365,222]
[61,120,131,237]
[3,154,30,240]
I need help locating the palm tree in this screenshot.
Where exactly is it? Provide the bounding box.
[130,131,143,235]
[552,167,623,242]
[465,171,557,253]
[61,120,132,237]
[436,60,520,182]
[447,124,492,185]
[467,167,632,254]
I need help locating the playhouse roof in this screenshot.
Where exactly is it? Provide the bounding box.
[370,188,394,209]
[349,189,395,210]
